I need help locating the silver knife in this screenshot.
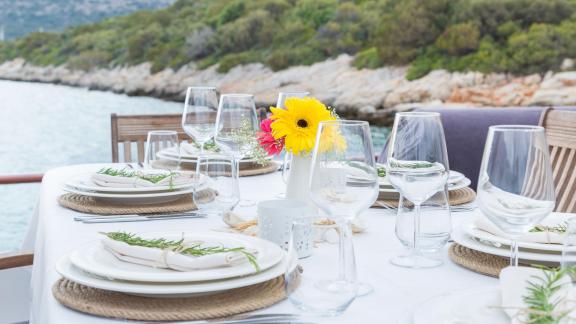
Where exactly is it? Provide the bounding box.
[81,214,206,224]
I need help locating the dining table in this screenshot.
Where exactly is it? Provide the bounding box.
[22,163,497,324]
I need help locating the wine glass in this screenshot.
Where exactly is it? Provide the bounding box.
[386,112,449,268]
[214,94,259,205]
[276,91,310,109]
[144,130,181,171]
[182,86,218,155]
[477,125,555,266]
[194,155,239,216]
[309,120,379,299]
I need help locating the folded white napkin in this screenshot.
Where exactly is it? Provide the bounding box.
[500,266,574,323]
[475,214,567,244]
[102,237,256,271]
[92,172,192,188]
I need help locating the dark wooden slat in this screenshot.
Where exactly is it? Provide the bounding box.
[0,174,43,184]
[0,251,33,270]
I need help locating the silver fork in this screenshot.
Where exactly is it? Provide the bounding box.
[180,313,311,324]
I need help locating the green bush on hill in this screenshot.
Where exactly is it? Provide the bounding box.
[1,0,576,79]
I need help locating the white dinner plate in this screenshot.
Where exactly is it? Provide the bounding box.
[158,148,273,164]
[449,170,466,184]
[69,232,284,283]
[378,177,471,193]
[452,225,576,263]
[62,185,195,204]
[461,215,576,253]
[64,172,199,193]
[57,250,296,297]
[410,286,508,324]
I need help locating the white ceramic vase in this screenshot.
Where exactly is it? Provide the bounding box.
[285,154,313,206]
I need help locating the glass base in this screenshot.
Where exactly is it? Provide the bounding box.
[355,282,374,297]
[390,254,443,269]
[238,199,256,207]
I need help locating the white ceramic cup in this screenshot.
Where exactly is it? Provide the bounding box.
[257,199,313,258]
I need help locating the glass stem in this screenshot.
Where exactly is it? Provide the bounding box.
[510,239,519,267]
[337,219,354,282]
[413,203,422,257]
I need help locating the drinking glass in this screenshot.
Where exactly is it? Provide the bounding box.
[477,125,555,266]
[386,112,449,268]
[309,120,379,300]
[193,155,239,215]
[276,91,310,109]
[285,216,356,315]
[395,191,451,261]
[182,86,219,154]
[214,94,259,205]
[144,130,181,171]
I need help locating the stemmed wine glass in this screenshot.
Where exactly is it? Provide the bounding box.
[477,125,555,266]
[182,86,219,155]
[213,94,259,205]
[309,120,379,298]
[386,112,450,268]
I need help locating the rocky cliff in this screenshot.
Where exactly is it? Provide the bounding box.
[1,54,575,125]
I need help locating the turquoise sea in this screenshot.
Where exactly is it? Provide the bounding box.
[0,80,389,252]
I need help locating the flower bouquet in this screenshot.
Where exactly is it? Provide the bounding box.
[257,97,338,203]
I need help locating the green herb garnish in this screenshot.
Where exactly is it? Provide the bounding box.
[388,160,435,169]
[530,223,568,234]
[522,266,576,324]
[97,168,177,189]
[228,118,268,165]
[377,167,386,177]
[102,232,260,271]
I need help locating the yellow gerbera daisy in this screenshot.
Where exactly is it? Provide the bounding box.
[269,97,336,155]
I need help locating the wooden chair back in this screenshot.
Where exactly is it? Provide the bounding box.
[111,113,192,163]
[539,108,576,213]
[111,109,267,163]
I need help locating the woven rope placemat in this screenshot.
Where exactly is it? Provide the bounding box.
[176,161,279,177]
[58,193,196,215]
[374,187,476,208]
[53,276,287,322]
[448,243,535,278]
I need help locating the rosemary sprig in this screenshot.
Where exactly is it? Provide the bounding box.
[101,232,260,271]
[388,160,435,169]
[97,168,177,189]
[530,223,568,234]
[522,266,576,324]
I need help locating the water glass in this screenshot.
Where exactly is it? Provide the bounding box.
[477,125,555,266]
[386,112,449,268]
[182,86,218,154]
[214,93,259,159]
[144,130,181,171]
[561,217,576,272]
[309,120,378,296]
[284,217,357,316]
[193,155,239,215]
[276,91,310,109]
[395,190,451,260]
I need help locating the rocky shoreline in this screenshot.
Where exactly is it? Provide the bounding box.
[1,54,576,125]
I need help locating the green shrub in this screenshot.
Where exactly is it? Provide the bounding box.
[218,1,246,26]
[266,47,326,71]
[217,51,261,73]
[353,47,382,69]
[436,22,480,55]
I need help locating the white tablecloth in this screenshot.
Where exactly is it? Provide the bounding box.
[24,164,496,324]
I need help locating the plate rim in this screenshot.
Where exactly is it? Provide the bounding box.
[68,232,285,283]
[452,225,565,262]
[64,172,197,193]
[56,250,296,296]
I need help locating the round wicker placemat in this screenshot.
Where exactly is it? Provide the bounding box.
[449,243,511,278]
[375,187,476,208]
[176,161,279,177]
[58,193,196,215]
[53,276,287,321]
